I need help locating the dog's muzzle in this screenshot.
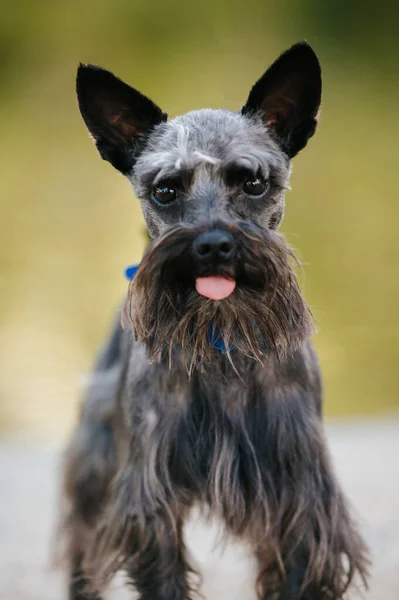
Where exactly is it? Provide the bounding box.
[192,229,237,300]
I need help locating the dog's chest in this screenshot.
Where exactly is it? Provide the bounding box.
[183,505,258,600]
[168,375,266,491]
[168,385,262,599]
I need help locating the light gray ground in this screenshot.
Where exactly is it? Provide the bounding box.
[0,416,398,600]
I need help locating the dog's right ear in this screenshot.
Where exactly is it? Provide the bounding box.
[242,42,321,158]
[76,65,167,174]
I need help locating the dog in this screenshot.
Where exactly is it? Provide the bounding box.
[61,42,369,600]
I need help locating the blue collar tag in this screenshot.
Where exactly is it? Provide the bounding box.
[124,263,236,353]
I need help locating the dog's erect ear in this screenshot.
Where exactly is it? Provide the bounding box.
[242,42,321,158]
[76,64,167,173]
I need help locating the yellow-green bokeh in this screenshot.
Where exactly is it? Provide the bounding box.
[1,0,398,438]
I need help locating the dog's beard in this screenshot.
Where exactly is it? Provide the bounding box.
[123,222,315,372]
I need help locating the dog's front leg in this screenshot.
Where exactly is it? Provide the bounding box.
[251,375,368,600]
[126,513,194,600]
[277,559,318,600]
[256,539,331,600]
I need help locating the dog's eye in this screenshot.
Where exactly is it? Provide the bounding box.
[243,177,267,196]
[153,186,177,204]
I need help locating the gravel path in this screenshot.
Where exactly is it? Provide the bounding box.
[0,416,398,599]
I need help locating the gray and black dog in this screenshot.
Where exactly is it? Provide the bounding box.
[61,42,369,600]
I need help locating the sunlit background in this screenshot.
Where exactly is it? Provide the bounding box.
[1,0,398,440]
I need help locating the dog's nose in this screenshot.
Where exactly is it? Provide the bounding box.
[193,230,236,263]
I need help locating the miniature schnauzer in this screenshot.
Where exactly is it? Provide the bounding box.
[61,42,369,600]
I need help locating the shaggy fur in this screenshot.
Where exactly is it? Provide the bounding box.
[123,221,314,372]
[61,42,370,600]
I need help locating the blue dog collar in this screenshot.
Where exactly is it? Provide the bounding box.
[124,264,235,354]
[124,264,140,280]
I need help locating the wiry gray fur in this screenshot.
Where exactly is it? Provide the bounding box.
[132,110,290,237]
[60,43,370,600]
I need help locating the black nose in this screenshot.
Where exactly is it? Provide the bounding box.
[193,230,236,263]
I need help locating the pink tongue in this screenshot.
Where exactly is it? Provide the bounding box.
[195,276,236,300]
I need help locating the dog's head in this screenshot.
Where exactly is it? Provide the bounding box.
[76,42,321,370]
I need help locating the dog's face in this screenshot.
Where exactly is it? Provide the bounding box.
[76,43,321,370]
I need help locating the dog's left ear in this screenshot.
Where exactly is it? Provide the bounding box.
[242,42,321,158]
[76,64,167,174]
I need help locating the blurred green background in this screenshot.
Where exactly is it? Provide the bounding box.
[0,0,398,439]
